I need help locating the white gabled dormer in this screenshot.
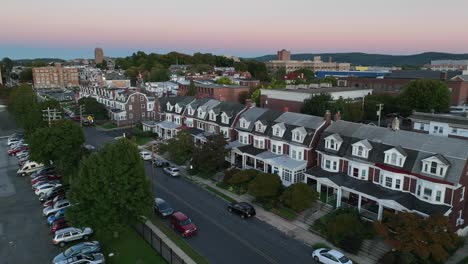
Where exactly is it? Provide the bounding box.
[175,104,182,114]
[421,154,450,177]
[239,117,250,129]
[272,123,286,137]
[166,102,173,111]
[221,112,229,124]
[187,105,195,116]
[208,110,217,121]
[384,146,407,167]
[255,121,266,133]
[291,127,306,143]
[324,134,343,151]
[352,139,372,159]
[197,108,205,119]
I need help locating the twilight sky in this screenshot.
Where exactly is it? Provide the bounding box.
[1,0,468,59]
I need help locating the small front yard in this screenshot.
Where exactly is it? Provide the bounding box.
[99,121,118,129]
[271,206,298,221]
[95,226,166,264]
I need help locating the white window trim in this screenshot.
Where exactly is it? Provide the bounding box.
[322,155,339,172]
[221,113,229,124]
[289,145,304,161]
[348,161,369,181]
[384,149,406,167]
[421,157,448,178]
[415,180,446,204]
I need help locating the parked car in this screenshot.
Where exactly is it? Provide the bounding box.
[16,150,29,158]
[153,158,169,167]
[52,227,94,247]
[53,241,101,263]
[139,151,152,161]
[8,145,28,156]
[83,144,96,152]
[227,202,256,219]
[32,180,61,190]
[154,198,174,218]
[312,248,353,264]
[44,194,66,208]
[31,174,61,185]
[163,167,180,177]
[48,209,65,226]
[7,138,23,146]
[40,186,67,202]
[55,253,105,264]
[30,166,56,178]
[17,161,44,176]
[43,199,71,216]
[170,212,197,238]
[35,183,62,196]
[51,218,70,234]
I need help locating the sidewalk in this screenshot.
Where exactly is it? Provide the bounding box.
[447,236,468,264]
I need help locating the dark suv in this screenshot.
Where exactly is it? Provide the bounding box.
[227,202,256,219]
[170,212,197,238]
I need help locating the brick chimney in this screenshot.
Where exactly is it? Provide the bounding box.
[245,99,253,108]
[334,111,341,121]
[324,110,332,124]
[440,71,448,80]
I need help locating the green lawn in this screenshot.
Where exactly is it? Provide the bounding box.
[271,207,298,221]
[135,136,152,146]
[149,216,209,264]
[205,185,237,203]
[94,226,166,264]
[99,121,118,129]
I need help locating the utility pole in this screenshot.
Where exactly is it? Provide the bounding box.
[79,105,85,127]
[151,143,157,197]
[42,107,61,127]
[376,104,384,127]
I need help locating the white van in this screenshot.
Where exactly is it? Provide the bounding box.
[17,161,44,176]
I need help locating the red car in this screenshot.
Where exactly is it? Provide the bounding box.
[31,175,62,185]
[170,212,197,238]
[50,218,69,234]
[43,194,66,208]
[8,146,28,156]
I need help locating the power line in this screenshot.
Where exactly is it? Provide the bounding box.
[42,107,62,127]
[376,104,384,127]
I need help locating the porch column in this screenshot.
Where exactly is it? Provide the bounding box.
[263,163,267,173]
[254,159,257,169]
[377,203,384,221]
[336,188,342,208]
[317,182,321,193]
[242,155,246,169]
[357,194,362,212]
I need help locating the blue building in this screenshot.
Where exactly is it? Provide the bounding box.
[315,70,387,79]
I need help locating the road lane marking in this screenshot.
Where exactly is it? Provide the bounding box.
[155,182,280,264]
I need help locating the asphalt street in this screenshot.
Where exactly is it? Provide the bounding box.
[0,109,61,264]
[87,127,317,264]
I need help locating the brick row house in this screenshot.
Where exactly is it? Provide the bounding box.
[79,86,157,126]
[228,108,330,186]
[306,120,468,234]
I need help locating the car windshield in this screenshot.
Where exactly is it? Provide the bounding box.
[172,168,179,172]
[158,202,169,210]
[180,218,192,226]
[339,256,350,263]
[63,247,75,257]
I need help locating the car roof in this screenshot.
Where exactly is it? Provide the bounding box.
[172,212,188,220]
[55,227,78,235]
[328,249,345,258]
[155,198,166,204]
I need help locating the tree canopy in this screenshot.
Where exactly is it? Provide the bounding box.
[186,80,198,96]
[7,84,45,134]
[158,130,193,165]
[192,134,228,176]
[399,80,451,113]
[68,139,153,236]
[248,173,282,199]
[78,97,108,120]
[215,77,234,85]
[280,183,318,212]
[301,93,334,117]
[375,212,460,264]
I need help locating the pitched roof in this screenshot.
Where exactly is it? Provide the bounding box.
[410,112,468,128]
[385,70,461,80]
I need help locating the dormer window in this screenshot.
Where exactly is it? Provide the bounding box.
[255,122,265,133]
[209,111,216,121]
[197,109,204,119]
[291,127,306,143]
[384,147,407,167]
[352,140,372,159]
[421,155,450,177]
[239,118,249,129]
[166,102,172,111]
[272,123,285,137]
[188,107,194,116]
[175,105,182,113]
[221,113,229,124]
[324,134,342,151]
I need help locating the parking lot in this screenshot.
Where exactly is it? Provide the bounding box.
[0,111,60,264]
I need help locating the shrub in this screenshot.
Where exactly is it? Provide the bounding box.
[248,173,282,199]
[280,183,318,212]
[313,208,373,254]
[312,242,329,250]
[378,251,418,264]
[228,169,258,194]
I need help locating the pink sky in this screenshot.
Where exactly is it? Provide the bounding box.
[1,0,468,59]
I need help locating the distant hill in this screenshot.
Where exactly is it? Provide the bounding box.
[13,58,65,65]
[250,52,468,66]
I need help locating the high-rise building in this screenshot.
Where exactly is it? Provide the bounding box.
[277,49,291,61]
[95,48,104,64]
[32,64,79,89]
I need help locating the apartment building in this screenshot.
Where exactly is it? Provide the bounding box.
[178,81,250,103]
[229,108,330,186]
[305,120,468,234]
[266,52,351,74]
[410,112,468,140]
[79,86,156,126]
[33,64,79,89]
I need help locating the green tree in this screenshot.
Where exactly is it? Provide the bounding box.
[8,84,45,134]
[280,183,318,212]
[248,173,282,199]
[322,76,338,86]
[96,60,108,70]
[28,120,84,176]
[192,134,228,176]
[251,89,261,106]
[228,169,258,193]
[375,212,460,264]
[274,67,287,81]
[78,97,108,120]
[399,80,451,113]
[186,80,198,96]
[363,93,403,121]
[147,64,170,82]
[67,139,153,237]
[215,77,233,85]
[333,98,363,122]
[238,91,250,104]
[39,99,63,113]
[158,130,193,165]
[19,68,33,82]
[294,69,315,82]
[301,93,333,117]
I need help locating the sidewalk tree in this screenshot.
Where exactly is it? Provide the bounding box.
[375,212,460,264]
[192,134,228,176]
[399,80,451,113]
[228,169,258,193]
[68,139,153,237]
[158,130,193,165]
[78,97,108,120]
[186,80,197,96]
[248,173,282,200]
[28,120,84,176]
[8,84,44,134]
[280,183,318,212]
[215,77,233,85]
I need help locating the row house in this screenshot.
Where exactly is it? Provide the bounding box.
[306,120,468,234]
[143,96,248,142]
[229,108,329,186]
[79,86,156,126]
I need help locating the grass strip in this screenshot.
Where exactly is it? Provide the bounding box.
[205,185,237,203]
